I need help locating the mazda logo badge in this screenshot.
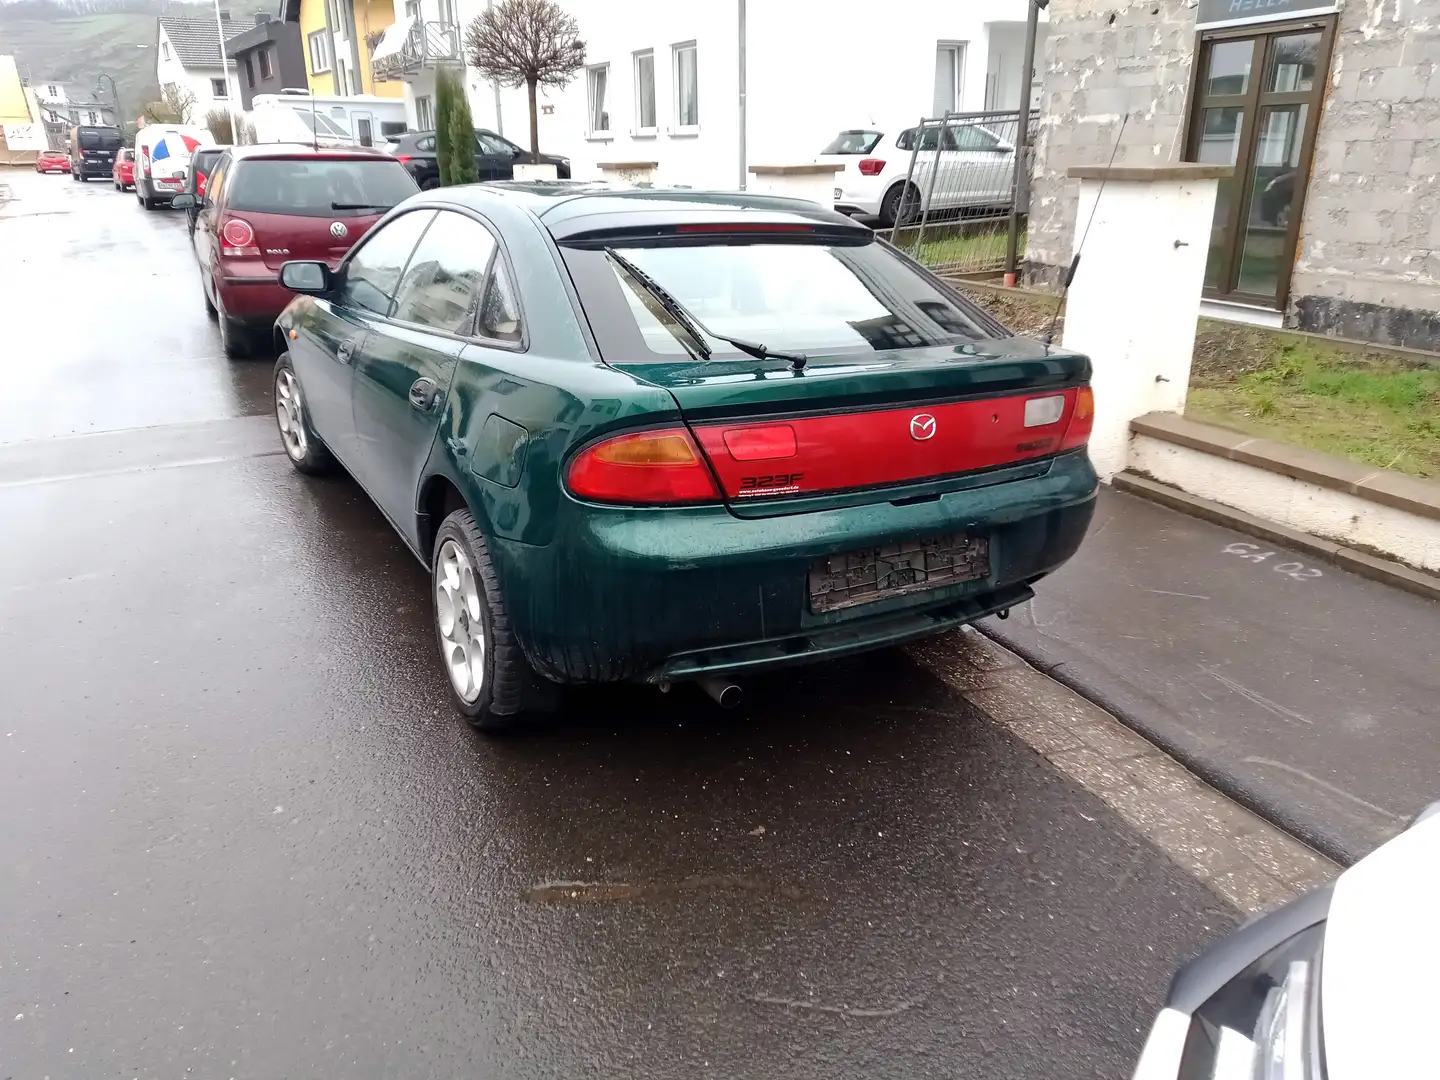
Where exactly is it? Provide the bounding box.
[329,221,348,238]
[910,413,937,441]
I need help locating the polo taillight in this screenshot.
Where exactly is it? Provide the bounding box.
[1059,386,1095,451]
[857,158,886,176]
[395,154,413,164]
[566,428,721,505]
[220,217,259,258]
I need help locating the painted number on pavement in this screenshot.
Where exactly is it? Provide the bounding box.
[1222,542,1323,581]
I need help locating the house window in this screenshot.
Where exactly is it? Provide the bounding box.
[672,41,698,129]
[416,94,434,129]
[933,42,965,116]
[162,42,170,61]
[308,30,331,74]
[258,47,273,80]
[211,77,228,99]
[586,63,609,136]
[633,50,655,132]
[404,0,419,15]
[46,84,58,98]
[245,55,256,88]
[438,0,457,25]
[86,110,99,124]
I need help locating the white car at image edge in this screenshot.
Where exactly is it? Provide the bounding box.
[818,122,1018,226]
[1133,799,1440,1079]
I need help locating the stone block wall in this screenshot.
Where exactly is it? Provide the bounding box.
[1288,0,1440,350]
[1025,0,1198,284]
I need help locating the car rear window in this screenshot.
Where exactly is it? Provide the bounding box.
[561,237,996,363]
[822,130,882,154]
[225,158,417,217]
[78,128,121,150]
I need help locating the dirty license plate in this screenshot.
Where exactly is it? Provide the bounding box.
[808,533,990,613]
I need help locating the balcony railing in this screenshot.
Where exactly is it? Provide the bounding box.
[372,20,461,81]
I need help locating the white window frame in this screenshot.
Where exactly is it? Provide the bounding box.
[671,40,698,134]
[308,30,331,74]
[632,49,656,135]
[933,40,966,117]
[162,42,171,61]
[585,62,610,138]
[415,94,434,130]
[211,77,229,99]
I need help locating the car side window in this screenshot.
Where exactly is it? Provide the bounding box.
[951,125,1000,152]
[390,211,497,335]
[338,210,435,317]
[477,264,522,343]
[416,136,436,152]
[206,162,227,206]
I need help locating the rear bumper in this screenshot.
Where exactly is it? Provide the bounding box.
[490,451,1098,684]
[215,274,290,325]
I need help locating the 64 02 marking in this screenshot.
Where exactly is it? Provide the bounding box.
[1222,542,1323,581]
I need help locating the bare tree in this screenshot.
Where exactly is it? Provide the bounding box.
[145,82,196,124]
[465,0,584,163]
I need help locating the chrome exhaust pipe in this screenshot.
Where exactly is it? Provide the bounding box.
[696,676,743,709]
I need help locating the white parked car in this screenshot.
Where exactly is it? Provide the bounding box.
[1133,800,1440,1080]
[819,121,1017,227]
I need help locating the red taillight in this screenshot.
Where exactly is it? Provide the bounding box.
[1059,386,1094,451]
[395,154,413,163]
[197,171,207,195]
[567,428,721,505]
[220,217,260,258]
[141,148,151,176]
[857,158,886,176]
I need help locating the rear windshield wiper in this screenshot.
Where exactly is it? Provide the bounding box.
[604,248,808,371]
[331,202,394,210]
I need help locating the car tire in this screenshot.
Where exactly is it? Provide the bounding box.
[272,353,334,476]
[431,507,557,730]
[202,277,218,320]
[879,182,920,228]
[215,289,251,359]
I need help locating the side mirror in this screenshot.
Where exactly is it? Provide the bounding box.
[280,260,333,295]
[170,193,197,209]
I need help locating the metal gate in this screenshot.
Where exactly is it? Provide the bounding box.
[882,109,1036,278]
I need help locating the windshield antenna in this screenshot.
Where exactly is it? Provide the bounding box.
[1042,111,1128,346]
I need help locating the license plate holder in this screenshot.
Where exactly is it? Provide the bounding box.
[808,533,990,613]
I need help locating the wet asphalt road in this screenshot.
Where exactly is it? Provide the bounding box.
[0,170,1234,1078]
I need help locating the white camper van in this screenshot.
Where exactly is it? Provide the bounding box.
[249,91,407,149]
[134,124,216,210]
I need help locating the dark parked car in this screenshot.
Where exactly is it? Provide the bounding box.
[69,124,122,181]
[384,128,570,189]
[171,143,418,358]
[182,146,226,236]
[268,185,1098,729]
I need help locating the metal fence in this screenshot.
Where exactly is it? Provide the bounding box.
[880,109,1036,278]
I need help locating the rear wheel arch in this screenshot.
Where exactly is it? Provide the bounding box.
[418,473,480,567]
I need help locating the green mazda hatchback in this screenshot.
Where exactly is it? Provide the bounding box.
[271,184,1097,728]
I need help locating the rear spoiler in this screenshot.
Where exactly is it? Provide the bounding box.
[557,219,874,249]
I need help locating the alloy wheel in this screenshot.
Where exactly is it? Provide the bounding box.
[274,368,309,461]
[435,539,486,704]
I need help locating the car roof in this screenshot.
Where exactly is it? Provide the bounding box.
[223,143,393,162]
[412,183,868,239]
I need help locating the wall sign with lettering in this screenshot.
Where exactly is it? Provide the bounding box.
[1196,0,1338,26]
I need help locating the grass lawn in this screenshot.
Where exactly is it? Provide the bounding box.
[952,283,1440,481]
[890,223,1022,274]
[1188,342,1440,479]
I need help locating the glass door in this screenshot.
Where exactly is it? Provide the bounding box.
[1186,20,1334,307]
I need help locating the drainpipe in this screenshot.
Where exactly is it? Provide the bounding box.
[737,0,747,189]
[348,3,364,96]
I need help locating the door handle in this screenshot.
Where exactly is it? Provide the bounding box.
[409,377,440,411]
[337,337,359,363]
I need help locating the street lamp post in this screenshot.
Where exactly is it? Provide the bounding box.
[95,73,119,122]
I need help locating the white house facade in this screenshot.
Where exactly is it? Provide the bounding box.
[155,15,253,123]
[370,0,1046,189]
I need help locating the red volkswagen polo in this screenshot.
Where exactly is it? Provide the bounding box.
[112,148,135,190]
[171,144,417,359]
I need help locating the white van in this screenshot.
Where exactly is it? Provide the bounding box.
[250,91,407,149]
[134,124,216,210]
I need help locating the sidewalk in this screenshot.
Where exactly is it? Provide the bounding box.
[982,487,1440,865]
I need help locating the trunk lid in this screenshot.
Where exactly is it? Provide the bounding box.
[614,338,1091,516]
[240,208,384,272]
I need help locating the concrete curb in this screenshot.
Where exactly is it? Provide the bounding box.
[908,629,1339,912]
[1113,471,1440,603]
